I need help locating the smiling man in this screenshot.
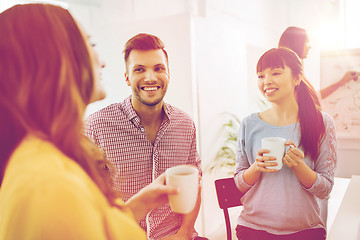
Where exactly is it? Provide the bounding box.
[84,33,205,240]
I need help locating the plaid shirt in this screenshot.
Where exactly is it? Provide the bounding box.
[84,96,201,240]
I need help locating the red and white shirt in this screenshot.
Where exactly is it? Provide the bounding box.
[84,96,201,240]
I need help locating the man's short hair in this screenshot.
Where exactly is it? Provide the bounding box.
[123,33,169,71]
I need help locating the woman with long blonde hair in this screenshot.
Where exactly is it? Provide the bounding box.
[0,4,177,239]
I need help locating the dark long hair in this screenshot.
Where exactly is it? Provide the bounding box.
[257,48,325,161]
[278,26,308,59]
[0,4,120,204]
[278,26,321,107]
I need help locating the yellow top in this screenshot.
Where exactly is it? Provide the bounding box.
[0,135,146,240]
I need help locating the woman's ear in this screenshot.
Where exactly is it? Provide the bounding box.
[295,73,303,86]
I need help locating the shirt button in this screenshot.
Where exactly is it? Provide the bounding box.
[140,128,145,132]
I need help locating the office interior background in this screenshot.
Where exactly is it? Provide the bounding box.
[1,0,360,237]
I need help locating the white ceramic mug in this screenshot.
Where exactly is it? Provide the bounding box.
[261,137,286,170]
[165,165,199,214]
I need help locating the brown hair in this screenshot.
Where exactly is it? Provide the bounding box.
[278,26,308,59]
[257,48,325,161]
[0,4,119,203]
[123,33,169,71]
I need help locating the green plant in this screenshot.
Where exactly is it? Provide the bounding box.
[206,99,269,176]
[206,112,240,176]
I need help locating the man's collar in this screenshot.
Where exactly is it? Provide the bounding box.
[122,95,171,121]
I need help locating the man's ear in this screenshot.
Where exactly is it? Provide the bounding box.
[125,72,131,86]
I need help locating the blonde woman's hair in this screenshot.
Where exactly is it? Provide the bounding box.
[0,4,119,204]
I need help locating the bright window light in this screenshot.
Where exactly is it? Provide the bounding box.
[316,22,343,50]
[344,0,360,48]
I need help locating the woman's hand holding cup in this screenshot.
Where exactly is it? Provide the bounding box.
[254,148,280,173]
[283,140,305,168]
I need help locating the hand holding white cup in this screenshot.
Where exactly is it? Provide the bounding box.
[261,137,286,170]
[165,165,199,214]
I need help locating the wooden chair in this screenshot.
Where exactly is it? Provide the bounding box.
[214,177,244,240]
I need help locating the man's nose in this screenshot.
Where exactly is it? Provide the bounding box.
[144,70,156,82]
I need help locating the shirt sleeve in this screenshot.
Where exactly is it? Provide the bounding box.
[189,121,202,176]
[83,117,97,143]
[234,119,253,193]
[305,113,337,199]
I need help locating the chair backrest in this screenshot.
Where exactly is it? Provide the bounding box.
[214,177,244,240]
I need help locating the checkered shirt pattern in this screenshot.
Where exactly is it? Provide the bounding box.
[84,96,201,240]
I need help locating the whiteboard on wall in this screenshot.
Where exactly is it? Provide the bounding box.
[320,49,360,149]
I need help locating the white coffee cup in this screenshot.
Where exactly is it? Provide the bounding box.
[165,165,199,214]
[261,137,286,170]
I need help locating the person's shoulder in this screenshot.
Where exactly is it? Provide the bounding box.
[88,103,122,118]
[36,147,96,201]
[86,102,124,125]
[165,103,194,122]
[321,111,334,124]
[5,137,93,196]
[321,111,332,120]
[321,111,335,129]
[241,112,259,124]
